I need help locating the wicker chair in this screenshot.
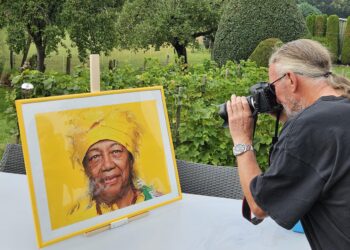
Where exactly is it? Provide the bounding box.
[0,144,243,200]
[0,144,26,174]
[176,159,243,200]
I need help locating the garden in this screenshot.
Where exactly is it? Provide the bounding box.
[1,0,350,169]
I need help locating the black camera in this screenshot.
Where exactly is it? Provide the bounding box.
[218,82,283,127]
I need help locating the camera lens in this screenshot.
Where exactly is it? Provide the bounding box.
[218,103,228,127]
[218,97,254,127]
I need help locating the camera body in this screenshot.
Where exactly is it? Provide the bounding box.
[218,82,282,126]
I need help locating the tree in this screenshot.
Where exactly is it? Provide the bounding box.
[62,0,124,62]
[213,0,307,66]
[0,1,66,72]
[305,0,350,18]
[326,15,339,62]
[341,16,350,65]
[298,2,322,17]
[248,38,283,67]
[116,0,224,64]
[6,26,32,67]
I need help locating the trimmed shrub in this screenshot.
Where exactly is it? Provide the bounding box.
[0,30,5,75]
[341,17,350,65]
[298,2,321,18]
[306,15,316,36]
[248,38,283,67]
[314,14,327,37]
[213,0,307,66]
[326,15,340,62]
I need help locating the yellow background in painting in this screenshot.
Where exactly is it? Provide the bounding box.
[35,100,170,230]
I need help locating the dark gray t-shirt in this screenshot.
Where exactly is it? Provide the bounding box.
[250,96,350,250]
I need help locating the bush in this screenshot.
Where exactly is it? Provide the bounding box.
[306,15,316,36]
[298,2,321,18]
[248,38,283,67]
[326,15,340,62]
[7,60,276,169]
[341,17,350,65]
[314,14,327,37]
[213,0,307,66]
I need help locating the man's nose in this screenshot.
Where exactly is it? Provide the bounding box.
[101,155,115,171]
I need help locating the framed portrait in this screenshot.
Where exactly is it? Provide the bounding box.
[16,86,182,247]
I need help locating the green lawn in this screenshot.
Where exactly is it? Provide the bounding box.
[0,29,210,73]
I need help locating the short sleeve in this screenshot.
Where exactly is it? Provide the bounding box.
[250,149,325,229]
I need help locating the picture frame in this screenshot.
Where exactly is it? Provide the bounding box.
[15,86,182,247]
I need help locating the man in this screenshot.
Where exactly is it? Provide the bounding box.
[68,109,161,216]
[226,39,350,249]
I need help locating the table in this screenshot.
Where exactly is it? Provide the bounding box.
[0,172,310,250]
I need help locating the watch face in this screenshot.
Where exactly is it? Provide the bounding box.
[234,144,246,155]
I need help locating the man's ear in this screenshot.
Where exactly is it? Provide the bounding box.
[287,71,298,93]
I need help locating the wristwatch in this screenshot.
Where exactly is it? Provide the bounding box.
[233,144,254,156]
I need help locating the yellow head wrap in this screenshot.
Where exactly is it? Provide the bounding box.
[67,107,143,169]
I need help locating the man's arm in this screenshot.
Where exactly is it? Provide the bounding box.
[236,151,267,218]
[226,95,267,219]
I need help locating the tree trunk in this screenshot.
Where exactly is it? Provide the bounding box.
[20,37,32,67]
[10,50,14,70]
[33,41,46,72]
[172,39,188,64]
[30,30,46,72]
[66,55,71,75]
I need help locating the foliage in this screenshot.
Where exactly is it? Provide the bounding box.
[116,0,224,63]
[0,87,16,157]
[0,1,66,72]
[213,0,307,66]
[314,14,327,37]
[341,17,350,65]
[326,15,339,62]
[6,60,276,169]
[62,0,123,62]
[303,0,350,18]
[248,38,283,68]
[0,31,5,74]
[298,2,321,18]
[306,15,316,36]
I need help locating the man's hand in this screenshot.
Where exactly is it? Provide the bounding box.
[226,95,254,145]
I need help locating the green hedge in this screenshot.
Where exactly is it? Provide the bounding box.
[212,0,307,66]
[306,15,316,36]
[248,38,283,67]
[341,17,350,65]
[6,60,278,170]
[326,15,339,62]
[314,14,327,37]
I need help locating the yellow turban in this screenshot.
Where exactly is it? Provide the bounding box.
[67,107,143,168]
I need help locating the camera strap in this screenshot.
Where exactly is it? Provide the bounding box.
[241,110,281,225]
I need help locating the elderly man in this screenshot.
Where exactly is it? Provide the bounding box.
[227,39,350,249]
[68,108,161,216]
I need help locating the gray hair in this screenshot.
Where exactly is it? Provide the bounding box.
[269,39,350,98]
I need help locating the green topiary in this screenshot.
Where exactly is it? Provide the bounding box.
[314,14,327,37]
[298,2,321,18]
[306,15,316,36]
[248,38,283,67]
[326,15,340,62]
[213,0,307,66]
[341,17,350,65]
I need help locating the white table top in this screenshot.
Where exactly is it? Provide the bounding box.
[0,172,310,250]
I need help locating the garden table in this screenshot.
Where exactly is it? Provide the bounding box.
[0,172,310,250]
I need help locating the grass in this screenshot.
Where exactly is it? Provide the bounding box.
[0,29,210,73]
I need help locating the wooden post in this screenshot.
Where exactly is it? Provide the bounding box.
[90,54,101,92]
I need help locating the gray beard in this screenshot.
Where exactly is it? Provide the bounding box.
[283,98,304,119]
